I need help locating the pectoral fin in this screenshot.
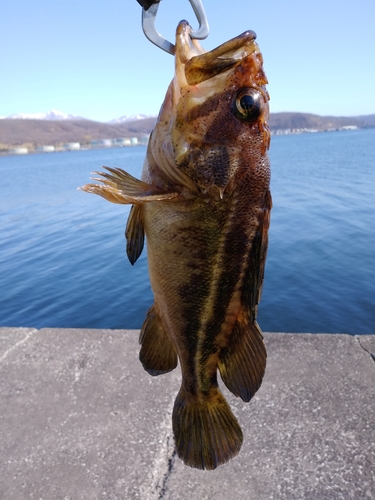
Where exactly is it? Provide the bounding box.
[139,305,178,376]
[125,205,144,265]
[80,166,179,204]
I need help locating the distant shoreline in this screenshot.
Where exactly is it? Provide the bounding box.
[1,142,147,157]
[1,112,374,156]
[1,127,370,157]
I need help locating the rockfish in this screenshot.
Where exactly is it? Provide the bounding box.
[82,21,271,470]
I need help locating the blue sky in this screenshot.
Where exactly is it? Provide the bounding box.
[1,0,374,122]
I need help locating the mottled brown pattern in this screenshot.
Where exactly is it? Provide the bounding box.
[81,20,271,471]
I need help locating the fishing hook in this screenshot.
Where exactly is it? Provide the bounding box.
[141,0,209,55]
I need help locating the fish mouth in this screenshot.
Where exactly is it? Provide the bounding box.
[151,21,270,189]
[175,21,259,86]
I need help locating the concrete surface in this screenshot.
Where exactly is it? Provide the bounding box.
[0,327,374,500]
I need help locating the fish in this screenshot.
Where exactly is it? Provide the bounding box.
[81,20,271,470]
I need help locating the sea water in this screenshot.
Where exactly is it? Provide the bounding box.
[1,128,374,334]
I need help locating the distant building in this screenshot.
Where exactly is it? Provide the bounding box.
[112,138,132,147]
[36,145,55,153]
[140,134,150,145]
[90,139,112,148]
[130,137,138,146]
[63,142,80,150]
[9,147,28,154]
[99,139,112,147]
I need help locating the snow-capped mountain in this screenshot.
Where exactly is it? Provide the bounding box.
[1,110,157,123]
[109,114,156,124]
[5,110,85,121]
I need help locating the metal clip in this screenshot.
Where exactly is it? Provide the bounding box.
[142,0,209,55]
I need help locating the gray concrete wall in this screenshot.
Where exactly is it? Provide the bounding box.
[0,328,374,499]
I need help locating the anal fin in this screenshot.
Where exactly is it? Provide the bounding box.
[125,205,144,265]
[139,305,178,376]
[218,318,267,402]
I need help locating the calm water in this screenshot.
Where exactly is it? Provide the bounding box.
[1,129,374,334]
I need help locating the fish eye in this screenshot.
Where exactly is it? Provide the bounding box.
[233,88,263,122]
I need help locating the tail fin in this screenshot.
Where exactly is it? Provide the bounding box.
[172,386,243,470]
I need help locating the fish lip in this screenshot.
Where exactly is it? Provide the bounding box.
[175,21,259,85]
[176,20,257,60]
[175,20,205,62]
[176,20,257,55]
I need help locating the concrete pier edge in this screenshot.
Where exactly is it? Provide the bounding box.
[0,327,374,499]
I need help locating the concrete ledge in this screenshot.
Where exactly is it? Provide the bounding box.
[0,328,374,499]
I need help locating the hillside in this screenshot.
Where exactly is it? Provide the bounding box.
[1,113,374,150]
[0,117,157,149]
[269,112,375,131]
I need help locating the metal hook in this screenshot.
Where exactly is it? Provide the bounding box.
[142,0,209,55]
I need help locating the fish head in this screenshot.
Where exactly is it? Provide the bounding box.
[151,21,270,196]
